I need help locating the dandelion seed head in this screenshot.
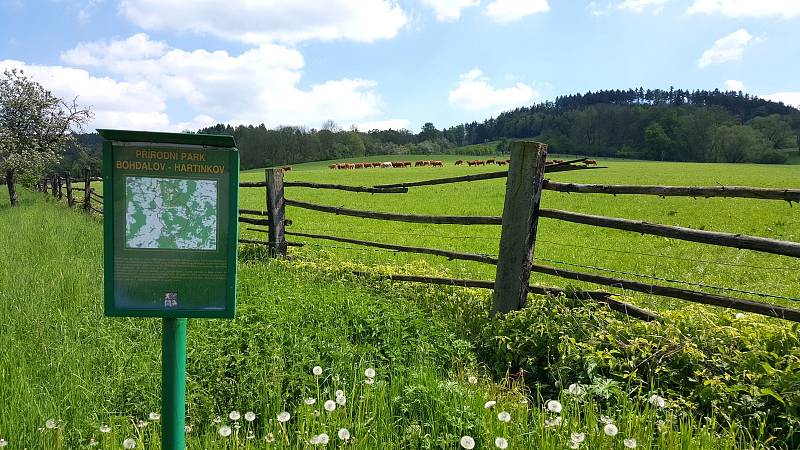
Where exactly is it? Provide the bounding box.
[484,400,497,409]
[495,437,508,449]
[546,399,562,413]
[88,438,98,446]
[571,432,586,444]
[468,376,478,385]
[544,416,563,428]
[648,394,666,409]
[460,435,475,449]
[338,428,351,441]
[313,433,329,445]
[99,424,111,433]
[335,389,344,397]
[245,411,256,422]
[567,383,585,396]
[219,425,232,437]
[324,400,337,412]
[277,411,291,423]
[305,397,317,405]
[364,378,375,385]
[312,366,323,376]
[148,412,160,421]
[624,438,637,448]
[497,411,511,423]
[336,395,347,406]
[45,419,57,429]
[364,368,376,378]
[229,410,240,421]
[604,423,619,436]
[122,438,136,449]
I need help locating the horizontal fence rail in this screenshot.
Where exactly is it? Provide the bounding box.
[285,198,502,225]
[539,208,800,258]
[241,180,409,193]
[542,181,800,202]
[351,271,660,322]
[239,238,304,247]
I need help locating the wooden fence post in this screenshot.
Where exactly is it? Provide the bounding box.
[56,176,64,200]
[83,170,92,213]
[492,141,548,315]
[65,174,74,207]
[41,177,48,193]
[265,168,287,257]
[51,175,58,198]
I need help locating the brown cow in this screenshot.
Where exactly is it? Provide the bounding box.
[431,160,443,167]
[496,160,507,166]
[328,164,337,169]
[392,161,404,168]
[486,159,495,164]
[282,166,292,171]
[553,159,565,164]
[455,160,464,165]
[476,160,485,166]
[584,159,597,166]
[414,161,424,167]
[403,161,412,167]
[372,162,382,167]
[467,160,476,166]
[354,163,364,169]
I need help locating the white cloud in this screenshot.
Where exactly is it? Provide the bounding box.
[56,34,390,130]
[0,59,170,130]
[448,68,537,112]
[698,29,752,68]
[354,119,411,131]
[484,0,550,23]
[119,0,408,44]
[688,0,800,19]
[421,0,479,21]
[724,79,744,91]
[762,92,800,109]
[616,0,669,13]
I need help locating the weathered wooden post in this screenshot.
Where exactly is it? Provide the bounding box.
[265,168,287,257]
[83,169,92,213]
[492,141,548,315]
[65,174,74,207]
[56,176,64,200]
[51,174,58,198]
[41,177,48,193]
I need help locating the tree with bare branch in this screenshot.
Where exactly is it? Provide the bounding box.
[0,69,92,206]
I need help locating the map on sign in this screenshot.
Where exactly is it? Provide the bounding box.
[125,176,218,250]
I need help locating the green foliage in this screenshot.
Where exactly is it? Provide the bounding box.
[708,124,772,163]
[747,115,795,149]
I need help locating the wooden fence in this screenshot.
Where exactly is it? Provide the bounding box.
[38,145,800,323]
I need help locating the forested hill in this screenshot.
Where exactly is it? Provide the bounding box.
[65,88,800,174]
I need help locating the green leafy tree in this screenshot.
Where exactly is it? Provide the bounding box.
[747,115,794,148]
[708,124,771,163]
[643,122,672,160]
[0,69,92,206]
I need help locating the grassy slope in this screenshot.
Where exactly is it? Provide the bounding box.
[0,191,755,449]
[239,157,800,314]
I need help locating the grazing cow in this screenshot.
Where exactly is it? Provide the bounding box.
[403,161,412,167]
[553,159,565,164]
[282,166,292,171]
[329,164,337,169]
[346,163,356,169]
[476,160,485,166]
[372,162,382,168]
[584,159,598,166]
[381,161,392,168]
[486,159,495,165]
[496,160,507,166]
[431,160,443,167]
[392,161,404,168]
[354,163,364,169]
[467,160,476,166]
[455,160,464,165]
[414,161,424,167]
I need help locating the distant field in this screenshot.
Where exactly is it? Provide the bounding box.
[239,155,800,313]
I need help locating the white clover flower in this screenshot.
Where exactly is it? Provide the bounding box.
[571,432,586,444]
[336,395,347,406]
[544,416,563,428]
[546,399,562,413]
[364,368,376,378]
[324,400,337,412]
[338,428,351,441]
[99,424,111,433]
[312,366,323,376]
[219,426,232,437]
[365,378,375,385]
[245,411,256,422]
[123,438,137,449]
[648,394,666,409]
[148,412,160,421]
[45,419,57,429]
[0,439,8,448]
[484,400,497,409]
[604,423,618,436]
[265,432,275,442]
[88,438,98,447]
[335,389,344,397]
[277,411,291,423]
[495,437,508,449]
[305,397,317,405]
[468,376,478,385]
[624,438,637,448]
[229,410,240,421]
[184,425,192,433]
[497,411,511,423]
[735,313,745,319]
[567,383,585,396]
[460,435,475,449]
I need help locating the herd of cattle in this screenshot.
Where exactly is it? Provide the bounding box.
[327,158,597,169]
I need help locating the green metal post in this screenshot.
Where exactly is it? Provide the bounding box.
[162,318,187,450]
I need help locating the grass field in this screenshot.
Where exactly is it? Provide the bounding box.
[240,154,800,314]
[2,155,799,448]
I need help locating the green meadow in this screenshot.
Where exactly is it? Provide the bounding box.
[2,155,799,449]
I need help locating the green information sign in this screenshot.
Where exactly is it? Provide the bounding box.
[99,129,239,318]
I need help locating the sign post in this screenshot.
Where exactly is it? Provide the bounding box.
[99,129,239,449]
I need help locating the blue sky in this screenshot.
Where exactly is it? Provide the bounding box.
[1,0,798,133]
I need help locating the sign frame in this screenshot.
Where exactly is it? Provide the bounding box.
[99,129,239,319]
